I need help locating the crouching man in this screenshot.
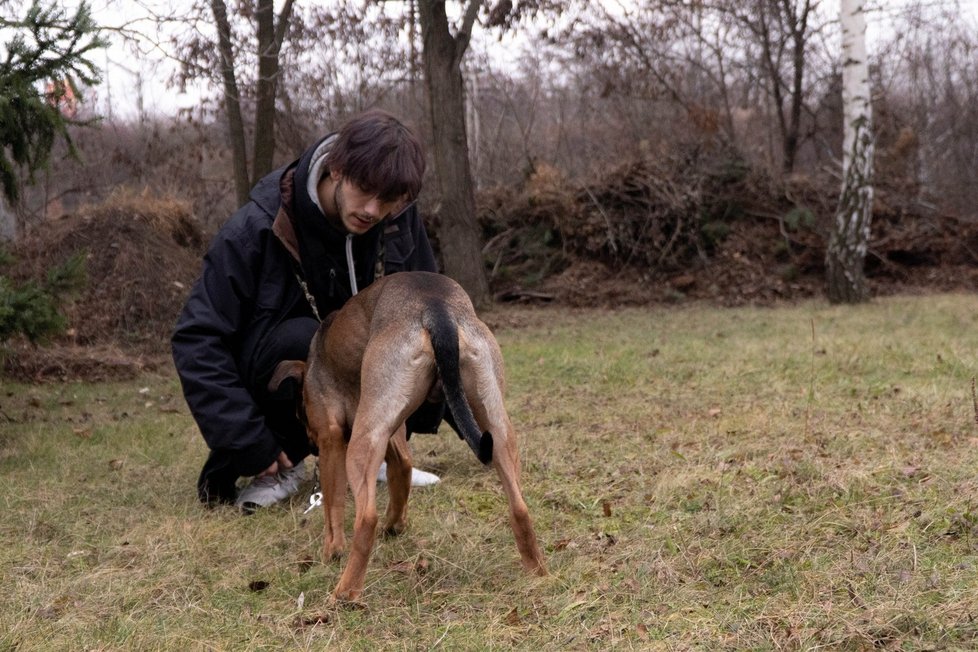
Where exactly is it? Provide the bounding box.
[172,110,443,511]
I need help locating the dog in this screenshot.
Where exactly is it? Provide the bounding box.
[270,271,546,602]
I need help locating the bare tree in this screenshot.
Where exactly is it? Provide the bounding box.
[825,0,873,302]
[716,0,827,174]
[207,0,294,205]
[208,0,249,205]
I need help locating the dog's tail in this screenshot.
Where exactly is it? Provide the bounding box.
[423,303,494,465]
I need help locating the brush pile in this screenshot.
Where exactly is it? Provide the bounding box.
[478,146,978,306]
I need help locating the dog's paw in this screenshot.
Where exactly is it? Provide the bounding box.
[330,590,367,610]
[323,542,346,561]
[382,521,407,538]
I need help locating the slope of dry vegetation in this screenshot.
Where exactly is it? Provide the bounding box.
[2,190,205,380]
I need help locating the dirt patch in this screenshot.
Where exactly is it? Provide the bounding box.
[1,341,167,383]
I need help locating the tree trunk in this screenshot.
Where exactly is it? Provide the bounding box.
[252,0,276,185]
[825,0,874,303]
[210,0,250,207]
[418,0,490,309]
[251,0,294,185]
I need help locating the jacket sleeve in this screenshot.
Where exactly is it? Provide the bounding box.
[407,209,438,273]
[171,218,281,477]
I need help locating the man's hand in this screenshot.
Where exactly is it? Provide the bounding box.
[258,451,294,478]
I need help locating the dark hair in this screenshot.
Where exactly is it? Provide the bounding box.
[325,109,426,202]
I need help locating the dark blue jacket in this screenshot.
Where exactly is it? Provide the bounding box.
[171,139,438,475]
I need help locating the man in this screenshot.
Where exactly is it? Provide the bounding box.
[173,110,444,511]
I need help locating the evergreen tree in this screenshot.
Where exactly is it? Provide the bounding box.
[0,2,101,344]
[0,0,105,203]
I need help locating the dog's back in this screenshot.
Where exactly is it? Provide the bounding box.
[307,273,491,448]
[368,272,494,463]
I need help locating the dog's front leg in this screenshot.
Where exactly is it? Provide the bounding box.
[320,424,348,560]
[382,424,412,536]
[331,428,387,602]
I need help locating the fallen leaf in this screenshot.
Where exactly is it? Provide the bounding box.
[636,622,649,640]
[708,408,722,417]
[72,427,92,439]
[504,607,521,625]
[108,459,124,470]
[293,613,331,629]
[296,592,305,609]
[602,500,612,517]
[389,559,415,573]
[415,556,429,575]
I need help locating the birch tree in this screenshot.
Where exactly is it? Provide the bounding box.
[825,0,873,303]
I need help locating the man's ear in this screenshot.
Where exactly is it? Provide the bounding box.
[329,167,343,181]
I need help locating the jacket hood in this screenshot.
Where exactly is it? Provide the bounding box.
[287,134,383,312]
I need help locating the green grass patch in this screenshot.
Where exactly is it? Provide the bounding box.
[3,293,978,649]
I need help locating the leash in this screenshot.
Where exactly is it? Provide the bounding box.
[294,229,386,515]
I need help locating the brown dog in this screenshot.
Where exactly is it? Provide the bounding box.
[271,271,546,602]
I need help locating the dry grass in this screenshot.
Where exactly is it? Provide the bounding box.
[2,293,978,650]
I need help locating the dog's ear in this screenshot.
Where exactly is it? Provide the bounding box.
[322,310,339,330]
[268,360,306,393]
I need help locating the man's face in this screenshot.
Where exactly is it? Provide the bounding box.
[333,177,408,235]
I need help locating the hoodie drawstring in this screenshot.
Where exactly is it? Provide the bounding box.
[345,234,358,296]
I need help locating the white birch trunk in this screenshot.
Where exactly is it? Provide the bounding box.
[826,0,874,303]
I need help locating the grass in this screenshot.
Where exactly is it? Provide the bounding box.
[3,293,978,650]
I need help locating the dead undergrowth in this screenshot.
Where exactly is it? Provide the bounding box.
[4,151,978,382]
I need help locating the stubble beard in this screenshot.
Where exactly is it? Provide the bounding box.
[333,182,374,234]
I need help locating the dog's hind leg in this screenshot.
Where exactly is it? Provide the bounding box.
[332,336,433,601]
[489,417,547,576]
[382,424,411,536]
[461,335,547,577]
[331,421,388,602]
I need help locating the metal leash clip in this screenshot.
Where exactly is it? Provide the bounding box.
[303,490,323,515]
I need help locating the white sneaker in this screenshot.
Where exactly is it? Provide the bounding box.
[235,464,306,512]
[377,462,441,487]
